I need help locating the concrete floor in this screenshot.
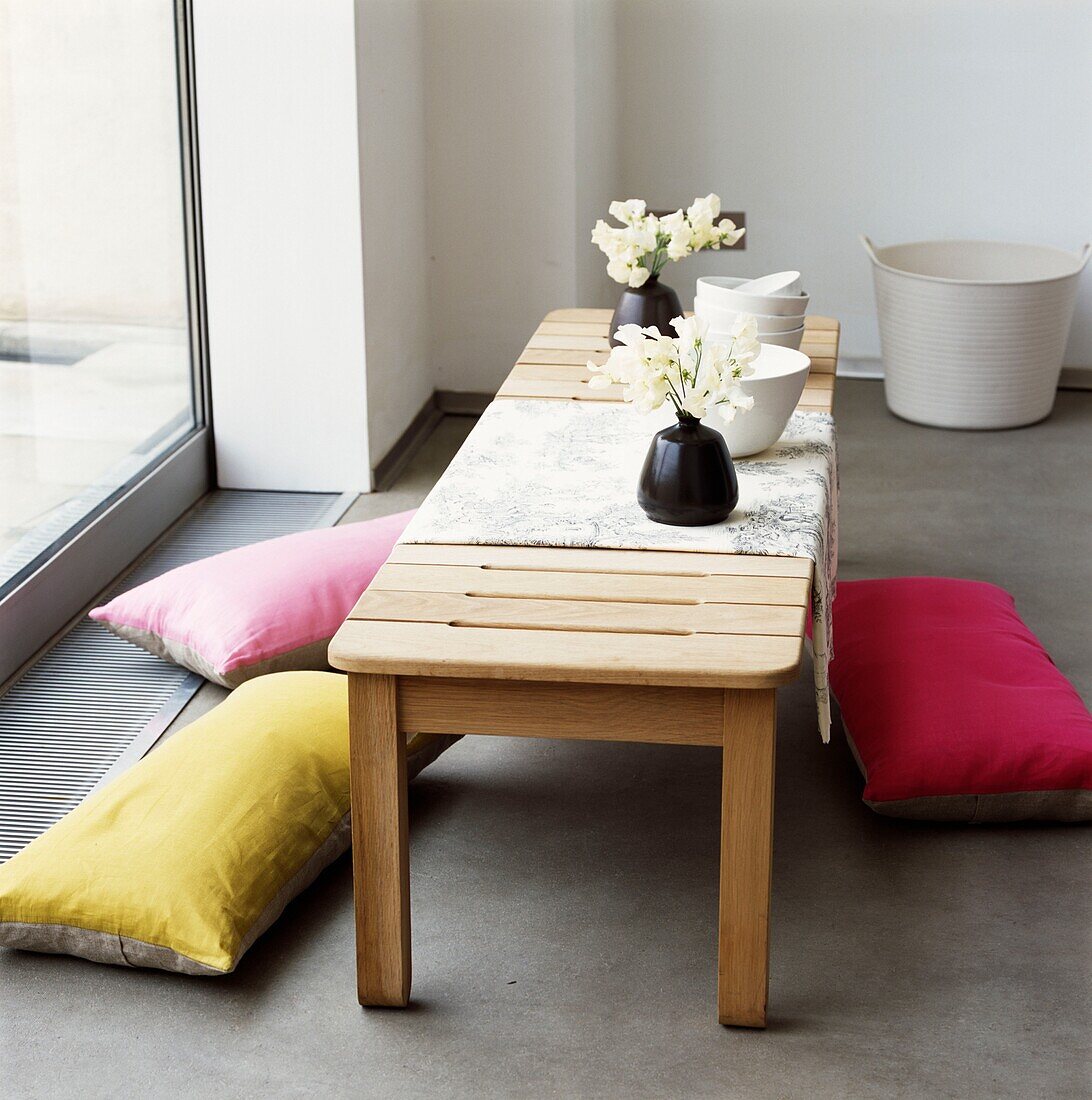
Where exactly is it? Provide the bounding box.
[2,381,1090,1099]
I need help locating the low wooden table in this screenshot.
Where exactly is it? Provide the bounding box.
[330,310,839,1027]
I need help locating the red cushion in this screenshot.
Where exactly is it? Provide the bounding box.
[828,577,1092,822]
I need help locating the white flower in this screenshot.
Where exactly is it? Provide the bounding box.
[602,257,624,283]
[714,385,755,423]
[593,194,745,283]
[667,231,693,260]
[589,313,759,424]
[591,219,616,251]
[620,222,653,257]
[693,192,722,220]
[685,193,720,249]
[671,313,708,348]
[608,199,647,225]
[658,210,690,261]
[715,217,745,249]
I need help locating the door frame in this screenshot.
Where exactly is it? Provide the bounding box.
[0,0,213,687]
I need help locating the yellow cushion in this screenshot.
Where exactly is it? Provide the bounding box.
[0,671,454,975]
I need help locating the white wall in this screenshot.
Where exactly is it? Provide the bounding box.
[615,0,1092,366]
[421,0,585,395]
[572,0,621,307]
[412,0,1090,394]
[195,0,371,491]
[355,0,435,466]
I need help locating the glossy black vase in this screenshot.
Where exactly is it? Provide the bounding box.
[609,276,682,345]
[637,415,738,526]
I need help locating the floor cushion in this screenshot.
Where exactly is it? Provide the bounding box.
[0,671,456,975]
[828,577,1092,823]
[90,510,414,688]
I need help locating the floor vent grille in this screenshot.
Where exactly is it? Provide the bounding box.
[0,489,351,863]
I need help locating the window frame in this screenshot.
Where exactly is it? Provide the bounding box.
[0,0,213,686]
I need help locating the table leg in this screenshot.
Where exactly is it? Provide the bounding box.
[348,672,411,1006]
[718,688,776,1027]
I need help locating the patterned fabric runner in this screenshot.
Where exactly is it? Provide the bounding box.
[402,399,838,740]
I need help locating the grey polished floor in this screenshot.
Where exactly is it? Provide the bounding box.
[2,382,1089,1099]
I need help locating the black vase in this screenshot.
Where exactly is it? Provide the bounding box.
[637,415,739,527]
[609,276,683,346]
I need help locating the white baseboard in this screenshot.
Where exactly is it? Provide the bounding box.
[836,357,883,379]
[837,357,1092,391]
[1060,366,1092,391]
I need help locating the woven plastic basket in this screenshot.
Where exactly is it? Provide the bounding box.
[862,237,1090,429]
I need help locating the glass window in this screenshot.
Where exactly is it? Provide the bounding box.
[0,0,201,595]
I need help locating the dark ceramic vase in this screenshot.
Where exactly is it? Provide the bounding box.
[609,276,683,346]
[637,415,739,527]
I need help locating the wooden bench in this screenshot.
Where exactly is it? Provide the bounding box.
[330,309,840,1027]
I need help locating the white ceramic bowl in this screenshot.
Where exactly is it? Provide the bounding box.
[695,297,806,333]
[716,344,812,457]
[696,275,810,317]
[756,326,805,350]
[707,324,805,352]
[733,270,803,297]
[749,311,808,334]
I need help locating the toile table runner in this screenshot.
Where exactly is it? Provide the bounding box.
[401,398,838,740]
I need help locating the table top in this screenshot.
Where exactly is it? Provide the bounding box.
[329,309,839,689]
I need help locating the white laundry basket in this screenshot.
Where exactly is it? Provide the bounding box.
[862,237,1090,429]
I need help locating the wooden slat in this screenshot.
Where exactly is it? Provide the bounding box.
[517,348,610,366]
[804,357,836,374]
[365,562,811,607]
[800,391,834,412]
[545,307,614,323]
[354,589,806,637]
[799,329,838,348]
[525,334,610,351]
[800,343,837,363]
[497,377,620,401]
[535,320,612,337]
[800,392,832,411]
[398,678,724,745]
[509,363,595,381]
[801,373,835,391]
[329,618,804,688]
[388,543,813,579]
[544,307,837,329]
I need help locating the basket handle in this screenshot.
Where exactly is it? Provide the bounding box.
[859,234,881,265]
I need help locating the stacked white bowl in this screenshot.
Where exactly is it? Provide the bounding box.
[695,272,809,350]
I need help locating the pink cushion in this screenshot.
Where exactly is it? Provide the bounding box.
[828,577,1092,822]
[91,511,414,688]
